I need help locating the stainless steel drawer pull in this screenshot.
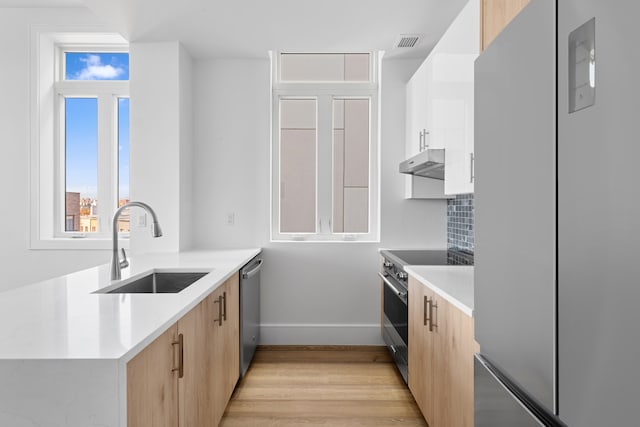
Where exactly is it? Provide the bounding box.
[429,299,438,332]
[424,295,429,326]
[470,152,475,183]
[171,334,184,378]
[214,296,223,326]
[222,291,227,322]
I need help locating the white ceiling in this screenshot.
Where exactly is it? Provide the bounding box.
[77,0,468,60]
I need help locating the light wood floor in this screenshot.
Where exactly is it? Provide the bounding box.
[220,346,428,426]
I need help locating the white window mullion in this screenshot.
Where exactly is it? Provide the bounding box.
[97,94,116,234]
[316,95,333,235]
[53,94,66,237]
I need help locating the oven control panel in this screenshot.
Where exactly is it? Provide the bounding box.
[383,258,409,288]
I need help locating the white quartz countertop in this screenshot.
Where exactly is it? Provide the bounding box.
[0,249,261,361]
[404,266,474,317]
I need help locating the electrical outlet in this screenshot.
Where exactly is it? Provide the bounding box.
[138,213,147,227]
[227,213,235,226]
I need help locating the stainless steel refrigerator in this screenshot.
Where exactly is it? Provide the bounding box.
[474,0,640,425]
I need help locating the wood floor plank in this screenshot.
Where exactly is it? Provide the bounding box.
[254,345,393,363]
[221,346,426,426]
[220,416,428,426]
[232,384,414,401]
[224,400,424,418]
[240,362,404,386]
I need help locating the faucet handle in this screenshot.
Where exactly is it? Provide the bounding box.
[119,248,129,269]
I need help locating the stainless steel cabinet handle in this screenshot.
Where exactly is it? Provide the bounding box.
[377,272,407,299]
[222,291,227,322]
[429,299,438,332]
[214,296,223,326]
[419,130,424,152]
[242,259,263,279]
[424,295,429,326]
[470,152,475,183]
[171,334,184,378]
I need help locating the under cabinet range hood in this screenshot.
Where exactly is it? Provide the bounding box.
[399,148,445,180]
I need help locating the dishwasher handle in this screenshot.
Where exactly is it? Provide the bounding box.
[242,258,263,279]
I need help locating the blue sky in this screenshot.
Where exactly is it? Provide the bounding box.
[65,53,129,200]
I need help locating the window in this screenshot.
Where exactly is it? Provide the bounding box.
[30,31,130,249]
[271,52,380,242]
[57,51,129,238]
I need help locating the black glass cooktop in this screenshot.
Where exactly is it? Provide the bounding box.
[381,249,474,267]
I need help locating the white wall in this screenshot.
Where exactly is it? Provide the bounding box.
[0,8,112,293]
[193,58,446,344]
[129,41,194,254]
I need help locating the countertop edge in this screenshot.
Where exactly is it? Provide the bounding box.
[404,266,474,317]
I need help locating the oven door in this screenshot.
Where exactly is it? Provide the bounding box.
[379,272,409,383]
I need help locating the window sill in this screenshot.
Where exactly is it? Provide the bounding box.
[270,235,380,243]
[30,237,130,251]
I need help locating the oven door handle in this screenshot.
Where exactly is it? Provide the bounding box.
[378,272,408,299]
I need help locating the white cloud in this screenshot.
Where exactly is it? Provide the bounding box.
[74,54,126,80]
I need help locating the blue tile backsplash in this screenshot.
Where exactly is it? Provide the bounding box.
[447,194,474,253]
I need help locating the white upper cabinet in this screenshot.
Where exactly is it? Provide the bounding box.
[405,0,479,196]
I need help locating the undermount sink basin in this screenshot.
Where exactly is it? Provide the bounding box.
[98,271,209,294]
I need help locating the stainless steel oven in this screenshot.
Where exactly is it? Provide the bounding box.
[379,260,409,383]
[379,249,474,384]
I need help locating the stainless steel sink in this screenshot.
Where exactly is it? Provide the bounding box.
[98,271,209,294]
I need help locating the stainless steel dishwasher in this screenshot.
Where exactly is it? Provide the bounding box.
[240,254,262,377]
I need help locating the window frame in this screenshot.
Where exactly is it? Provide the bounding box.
[271,51,381,242]
[30,29,130,250]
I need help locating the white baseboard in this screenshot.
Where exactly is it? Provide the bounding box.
[259,323,384,345]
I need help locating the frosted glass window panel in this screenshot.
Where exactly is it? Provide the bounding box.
[280,99,317,129]
[332,98,369,233]
[344,99,369,187]
[280,53,371,82]
[344,54,370,81]
[343,188,369,233]
[333,129,345,233]
[280,99,317,233]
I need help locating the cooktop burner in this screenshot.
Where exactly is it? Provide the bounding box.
[381,249,474,267]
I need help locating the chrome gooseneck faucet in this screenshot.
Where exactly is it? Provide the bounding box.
[111,201,163,280]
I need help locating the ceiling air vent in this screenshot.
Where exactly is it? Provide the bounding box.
[396,34,421,48]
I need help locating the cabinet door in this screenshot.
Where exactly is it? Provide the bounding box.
[222,273,240,400]
[408,278,434,423]
[481,0,530,50]
[431,295,478,427]
[447,300,478,427]
[212,273,241,425]
[406,58,432,157]
[178,293,217,426]
[127,324,179,427]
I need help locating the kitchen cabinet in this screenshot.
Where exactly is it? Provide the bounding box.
[127,323,179,427]
[404,0,478,197]
[481,0,530,51]
[212,272,240,421]
[408,276,477,427]
[127,273,240,427]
